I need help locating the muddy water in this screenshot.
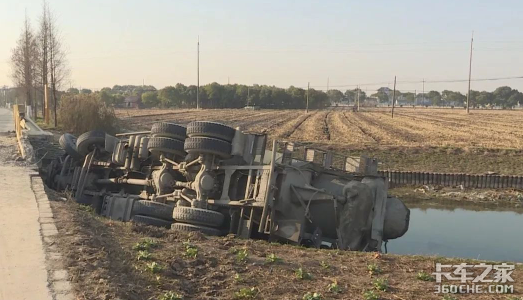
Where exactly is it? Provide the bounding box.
[387,204,523,262]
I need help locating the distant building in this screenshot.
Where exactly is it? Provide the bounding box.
[362,97,378,107]
[123,95,141,108]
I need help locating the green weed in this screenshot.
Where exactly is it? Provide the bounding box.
[295,267,313,280]
[417,271,435,281]
[158,291,183,300]
[303,292,323,300]
[236,249,248,262]
[133,239,158,251]
[320,261,330,269]
[367,263,382,275]
[146,262,163,273]
[265,253,282,263]
[363,290,380,300]
[234,287,257,299]
[137,250,152,261]
[327,280,342,293]
[372,278,389,292]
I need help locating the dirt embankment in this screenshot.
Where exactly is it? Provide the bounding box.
[391,185,523,209]
[49,198,522,300]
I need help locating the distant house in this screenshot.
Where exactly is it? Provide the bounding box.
[123,95,141,108]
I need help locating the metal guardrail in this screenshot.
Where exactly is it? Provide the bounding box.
[379,170,523,189]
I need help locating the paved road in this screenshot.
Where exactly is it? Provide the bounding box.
[0,107,53,300]
[0,108,14,132]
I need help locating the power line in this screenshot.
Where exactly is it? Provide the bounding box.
[308,75,523,89]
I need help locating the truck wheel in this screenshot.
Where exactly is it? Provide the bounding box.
[59,133,82,160]
[132,200,174,221]
[151,122,187,141]
[184,137,231,158]
[132,215,172,228]
[186,121,235,142]
[172,206,224,227]
[148,136,186,157]
[76,130,106,156]
[171,222,221,236]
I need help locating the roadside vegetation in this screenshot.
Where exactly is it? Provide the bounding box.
[58,93,117,134]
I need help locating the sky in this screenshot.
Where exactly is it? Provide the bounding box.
[1,0,523,94]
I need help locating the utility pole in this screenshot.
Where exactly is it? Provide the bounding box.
[228,77,230,85]
[391,76,396,118]
[422,78,425,104]
[357,85,360,111]
[306,82,310,113]
[466,31,474,114]
[196,36,200,109]
[327,77,329,92]
[414,89,417,106]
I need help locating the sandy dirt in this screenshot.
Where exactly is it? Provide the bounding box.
[48,199,523,300]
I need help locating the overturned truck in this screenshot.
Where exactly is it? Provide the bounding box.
[46,121,410,251]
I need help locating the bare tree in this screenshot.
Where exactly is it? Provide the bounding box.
[11,15,39,119]
[46,5,69,126]
[35,2,68,126]
[37,0,50,118]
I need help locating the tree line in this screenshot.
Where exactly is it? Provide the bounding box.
[77,83,522,109]
[10,1,68,124]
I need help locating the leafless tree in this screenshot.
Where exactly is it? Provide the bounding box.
[37,0,50,118]
[11,15,39,119]
[36,2,69,126]
[47,6,69,126]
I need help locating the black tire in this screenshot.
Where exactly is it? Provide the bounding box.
[171,222,222,236]
[151,122,187,141]
[132,200,174,221]
[76,130,106,157]
[187,121,235,142]
[59,133,82,160]
[147,136,186,157]
[184,137,232,158]
[172,206,224,227]
[132,215,172,228]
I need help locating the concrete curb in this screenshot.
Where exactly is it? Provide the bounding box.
[30,173,75,300]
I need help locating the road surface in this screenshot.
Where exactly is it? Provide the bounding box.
[0,107,14,132]
[0,107,53,300]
